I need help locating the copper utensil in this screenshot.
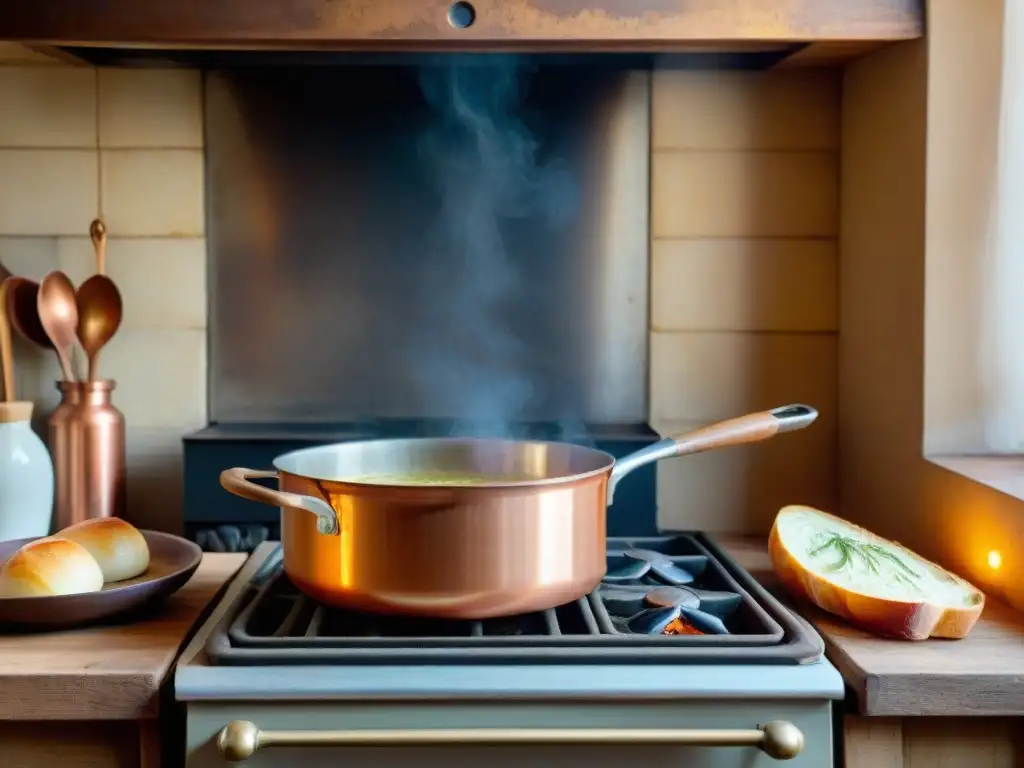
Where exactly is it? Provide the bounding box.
[220,404,818,619]
[38,270,79,382]
[76,278,122,382]
[0,278,15,401]
[77,218,123,381]
[5,276,52,349]
[89,218,107,275]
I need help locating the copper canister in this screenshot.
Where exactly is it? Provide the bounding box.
[49,380,126,530]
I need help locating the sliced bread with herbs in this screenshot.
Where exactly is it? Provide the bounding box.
[769,505,985,640]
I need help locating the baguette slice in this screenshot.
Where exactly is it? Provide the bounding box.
[769,505,985,640]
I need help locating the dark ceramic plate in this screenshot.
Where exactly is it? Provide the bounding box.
[0,530,202,630]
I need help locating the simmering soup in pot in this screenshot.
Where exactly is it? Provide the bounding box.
[350,473,521,486]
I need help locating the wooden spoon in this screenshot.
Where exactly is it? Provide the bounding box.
[0,278,15,401]
[5,276,52,349]
[37,271,79,382]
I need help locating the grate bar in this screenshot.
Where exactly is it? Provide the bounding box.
[305,605,326,637]
[578,597,601,634]
[543,609,561,636]
[274,595,309,637]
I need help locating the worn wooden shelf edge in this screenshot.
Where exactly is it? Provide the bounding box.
[713,535,1024,717]
[0,0,924,49]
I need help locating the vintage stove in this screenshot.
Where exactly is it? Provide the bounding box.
[160,57,844,767]
[176,532,843,766]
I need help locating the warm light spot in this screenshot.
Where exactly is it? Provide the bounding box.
[987,550,1003,570]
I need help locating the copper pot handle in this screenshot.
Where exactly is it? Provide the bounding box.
[220,468,339,536]
[608,405,818,501]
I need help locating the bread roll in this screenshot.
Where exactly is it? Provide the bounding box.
[0,538,104,598]
[54,517,150,583]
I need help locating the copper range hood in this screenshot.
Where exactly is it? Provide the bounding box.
[1,0,924,66]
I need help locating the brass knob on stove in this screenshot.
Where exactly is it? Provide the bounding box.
[760,720,805,760]
[217,720,261,761]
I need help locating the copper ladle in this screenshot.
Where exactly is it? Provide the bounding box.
[37,270,79,382]
[76,219,122,382]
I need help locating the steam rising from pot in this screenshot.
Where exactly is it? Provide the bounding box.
[411,57,578,436]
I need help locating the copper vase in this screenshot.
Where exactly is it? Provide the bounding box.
[48,380,126,531]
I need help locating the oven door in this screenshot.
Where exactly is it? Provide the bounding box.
[187,701,834,767]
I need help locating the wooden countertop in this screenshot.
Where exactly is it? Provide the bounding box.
[0,552,246,721]
[715,535,1024,717]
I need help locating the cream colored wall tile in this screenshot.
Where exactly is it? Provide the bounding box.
[54,236,95,287]
[0,44,65,65]
[651,239,837,332]
[58,236,206,328]
[654,417,837,534]
[649,331,837,422]
[0,150,97,235]
[101,150,204,236]
[0,68,96,148]
[13,335,63,417]
[125,427,185,534]
[0,236,59,279]
[652,150,838,238]
[98,69,203,149]
[97,328,206,428]
[653,69,840,150]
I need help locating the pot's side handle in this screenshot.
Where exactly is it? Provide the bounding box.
[607,405,818,502]
[220,468,339,536]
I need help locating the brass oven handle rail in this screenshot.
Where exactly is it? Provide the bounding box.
[216,719,805,762]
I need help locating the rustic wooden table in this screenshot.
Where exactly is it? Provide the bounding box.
[0,552,245,768]
[715,536,1024,768]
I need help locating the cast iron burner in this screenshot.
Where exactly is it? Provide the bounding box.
[600,548,744,635]
[204,535,824,666]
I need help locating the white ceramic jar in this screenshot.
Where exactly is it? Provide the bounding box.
[0,402,54,541]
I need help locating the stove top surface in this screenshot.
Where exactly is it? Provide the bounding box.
[204,535,823,667]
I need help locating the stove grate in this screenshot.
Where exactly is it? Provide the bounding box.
[232,569,605,644]
[205,534,823,665]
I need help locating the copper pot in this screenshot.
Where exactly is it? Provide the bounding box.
[220,404,817,619]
